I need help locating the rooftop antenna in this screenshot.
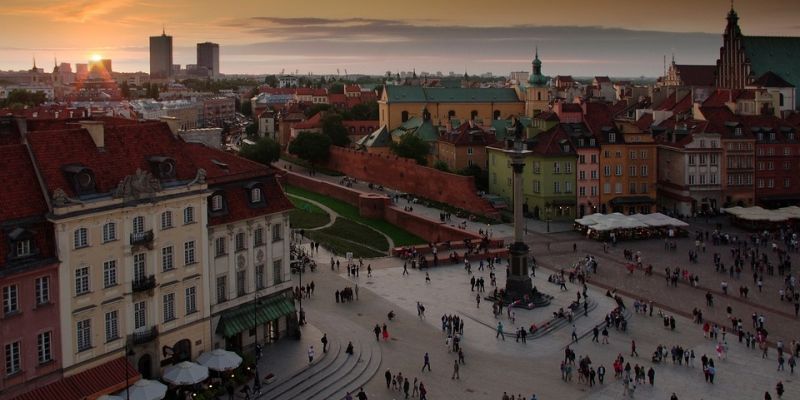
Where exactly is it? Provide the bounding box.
[162,24,166,35]
[663,55,666,78]
[33,56,37,70]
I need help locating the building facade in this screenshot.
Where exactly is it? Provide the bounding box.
[196,42,220,79]
[149,31,173,80]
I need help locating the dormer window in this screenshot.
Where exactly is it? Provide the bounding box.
[769,132,776,141]
[251,188,262,203]
[211,194,224,211]
[149,156,176,180]
[62,165,96,195]
[735,127,742,136]
[589,138,596,146]
[16,240,32,257]
[608,133,616,143]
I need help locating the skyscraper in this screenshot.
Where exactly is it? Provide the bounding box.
[149,29,173,80]
[197,42,220,78]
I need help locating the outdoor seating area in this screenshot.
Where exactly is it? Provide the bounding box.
[574,212,689,241]
[722,206,800,230]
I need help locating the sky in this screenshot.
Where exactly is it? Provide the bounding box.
[1,0,799,77]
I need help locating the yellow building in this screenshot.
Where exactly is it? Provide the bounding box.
[379,86,524,131]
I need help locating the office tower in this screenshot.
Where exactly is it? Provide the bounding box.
[149,29,173,79]
[197,42,220,78]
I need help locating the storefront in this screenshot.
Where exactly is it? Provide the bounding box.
[215,292,296,352]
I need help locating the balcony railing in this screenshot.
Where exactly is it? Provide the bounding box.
[129,326,159,345]
[132,275,157,293]
[130,230,154,246]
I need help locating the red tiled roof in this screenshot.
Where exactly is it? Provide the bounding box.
[207,173,294,226]
[344,84,361,93]
[0,144,48,221]
[537,111,560,122]
[13,357,139,400]
[594,76,611,83]
[530,125,574,156]
[343,120,379,130]
[674,65,716,87]
[328,94,347,104]
[292,112,324,130]
[555,75,574,82]
[26,120,199,198]
[561,103,582,113]
[440,121,497,146]
[184,143,269,184]
[259,87,295,95]
[636,113,654,131]
[753,71,794,88]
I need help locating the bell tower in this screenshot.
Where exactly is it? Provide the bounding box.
[526,47,550,116]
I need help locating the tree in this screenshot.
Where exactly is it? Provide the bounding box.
[3,89,47,107]
[288,131,331,167]
[304,103,332,118]
[241,98,252,117]
[329,83,344,94]
[349,101,378,120]
[390,134,429,165]
[120,81,130,99]
[239,136,280,166]
[263,75,278,87]
[458,164,489,191]
[433,160,450,172]
[321,113,350,147]
[244,123,258,137]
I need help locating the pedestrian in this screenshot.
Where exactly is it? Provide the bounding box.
[476,293,481,308]
[647,367,655,385]
[419,382,427,400]
[422,352,431,371]
[592,326,599,342]
[412,378,419,397]
[355,284,359,300]
[496,321,505,340]
[602,326,609,344]
[321,333,328,353]
[373,324,381,341]
[458,348,465,364]
[776,381,784,398]
[357,387,368,400]
[597,364,606,384]
[571,324,578,342]
[425,272,431,283]
[307,345,315,363]
[452,359,460,379]
[226,382,235,400]
[403,378,410,399]
[385,369,391,388]
[631,340,639,357]
[240,383,251,400]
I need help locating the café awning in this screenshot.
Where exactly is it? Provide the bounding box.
[216,294,296,338]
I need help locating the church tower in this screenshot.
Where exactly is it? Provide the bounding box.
[525,48,550,116]
[716,4,750,88]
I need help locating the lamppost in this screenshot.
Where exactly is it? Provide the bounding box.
[545,202,552,233]
[123,342,135,400]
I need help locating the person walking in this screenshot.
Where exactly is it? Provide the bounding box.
[496,321,505,340]
[571,324,578,342]
[403,378,410,399]
[452,359,460,379]
[476,293,481,308]
[597,364,606,384]
[631,340,639,357]
[422,352,431,371]
[356,387,368,400]
[307,345,315,364]
[321,333,328,353]
[385,369,392,388]
[373,324,381,341]
[592,325,599,342]
[647,367,655,385]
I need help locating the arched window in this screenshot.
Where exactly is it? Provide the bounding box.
[780,93,785,107]
[470,110,478,119]
[537,92,542,101]
[401,111,409,122]
[448,110,456,118]
[493,110,501,120]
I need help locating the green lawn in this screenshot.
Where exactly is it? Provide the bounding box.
[323,218,389,251]
[284,185,425,246]
[305,230,385,258]
[288,197,331,229]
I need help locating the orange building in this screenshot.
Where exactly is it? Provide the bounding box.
[435,120,497,171]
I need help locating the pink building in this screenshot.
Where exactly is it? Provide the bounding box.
[563,123,601,216]
[0,142,62,398]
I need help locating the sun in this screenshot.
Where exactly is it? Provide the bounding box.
[90,54,103,62]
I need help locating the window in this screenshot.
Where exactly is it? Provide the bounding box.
[768,179,775,188]
[102,223,116,243]
[251,188,262,203]
[700,175,706,184]
[533,162,541,174]
[785,178,791,188]
[237,270,246,297]
[579,171,586,180]
[640,183,648,193]
[579,186,586,196]
[608,133,616,143]
[565,163,572,173]
[579,155,586,164]
[132,216,144,235]
[614,183,622,194]
[784,161,791,170]
[184,241,196,265]
[103,260,117,288]
[255,265,265,290]
[710,154,718,165]
[768,161,774,171]
[211,194,224,211]
[710,174,717,184]
[758,161,765,171]
[553,162,561,173]
[74,228,88,248]
[689,175,696,185]
[699,154,707,165]
[3,285,18,315]
[629,151,637,160]
[76,319,91,352]
[590,138,596,146]
[185,287,197,314]
[710,140,718,148]
[553,181,560,193]
[784,147,791,156]
[161,246,174,272]
[615,165,622,176]
[14,240,32,257]
[629,166,637,177]
[105,311,119,342]
[467,147,474,156]
[254,228,264,246]
[35,277,49,305]
[615,151,622,158]
[273,260,283,284]
[216,276,227,303]
[37,331,52,364]
[5,341,20,375]
[591,170,598,180]
[689,155,697,165]
[161,211,173,230]
[603,166,611,176]
[699,140,705,148]
[75,267,90,295]
[564,182,572,193]
[163,293,175,322]
[272,224,283,242]
[134,301,146,330]
[235,232,246,252]
[603,183,611,194]
[641,165,648,176]
[215,237,226,257]
[183,207,195,224]
[629,182,636,194]
[133,253,146,282]
[591,186,598,196]
[604,150,610,158]
[532,180,540,193]
[591,154,598,164]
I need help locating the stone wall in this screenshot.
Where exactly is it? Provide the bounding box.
[322,146,498,218]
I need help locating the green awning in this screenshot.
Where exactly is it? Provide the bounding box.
[216,294,296,338]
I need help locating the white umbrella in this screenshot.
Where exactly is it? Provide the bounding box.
[196,349,243,371]
[117,379,167,400]
[98,395,124,400]
[162,361,209,385]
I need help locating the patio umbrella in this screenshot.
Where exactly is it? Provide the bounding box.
[162,361,209,386]
[98,395,124,400]
[196,349,243,372]
[116,379,167,400]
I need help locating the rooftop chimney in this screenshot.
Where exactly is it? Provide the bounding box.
[79,120,105,148]
[159,116,180,137]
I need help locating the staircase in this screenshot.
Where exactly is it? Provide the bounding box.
[257,330,381,400]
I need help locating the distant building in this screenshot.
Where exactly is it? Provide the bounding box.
[197,42,220,78]
[149,30,173,80]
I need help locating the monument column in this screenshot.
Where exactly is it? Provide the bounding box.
[505,137,533,300]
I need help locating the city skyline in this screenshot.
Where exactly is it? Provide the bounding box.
[1,0,799,77]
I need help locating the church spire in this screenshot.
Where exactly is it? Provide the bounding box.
[32,56,36,70]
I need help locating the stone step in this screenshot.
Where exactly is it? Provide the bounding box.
[308,339,378,400]
[271,340,365,400]
[329,339,383,400]
[257,339,343,399]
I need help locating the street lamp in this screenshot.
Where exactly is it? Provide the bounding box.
[545,202,552,233]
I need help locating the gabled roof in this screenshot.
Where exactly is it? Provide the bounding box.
[439,121,496,146]
[527,125,575,156]
[742,36,800,93]
[0,144,48,221]
[594,76,611,83]
[390,116,440,142]
[357,125,392,148]
[753,71,794,88]
[384,86,520,103]
[674,65,716,86]
[636,113,654,131]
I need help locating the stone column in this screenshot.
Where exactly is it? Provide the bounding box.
[505,141,532,300]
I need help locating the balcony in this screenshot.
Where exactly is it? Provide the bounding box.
[132,275,157,293]
[129,326,159,345]
[130,230,154,247]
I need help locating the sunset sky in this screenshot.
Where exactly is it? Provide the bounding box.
[1,0,799,77]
